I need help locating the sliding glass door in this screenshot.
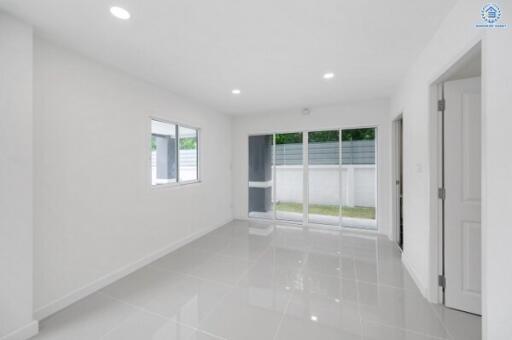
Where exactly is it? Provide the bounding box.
[308,130,341,226]
[275,132,303,223]
[247,128,377,230]
[341,128,377,229]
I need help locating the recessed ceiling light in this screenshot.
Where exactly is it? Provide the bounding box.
[232,89,241,95]
[310,315,318,322]
[323,72,335,80]
[110,6,131,20]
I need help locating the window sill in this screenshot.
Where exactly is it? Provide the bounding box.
[151,180,202,190]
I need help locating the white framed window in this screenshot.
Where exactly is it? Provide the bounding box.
[151,119,199,186]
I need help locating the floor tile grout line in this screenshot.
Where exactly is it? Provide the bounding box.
[98,311,138,340]
[85,294,144,340]
[183,279,238,334]
[354,279,424,294]
[160,232,272,263]
[354,270,450,340]
[189,244,267,264]
[204,239,416,288]
[174,243,264,265]
[363,320,450,340]
[143,242,276,329]
[183,244,276,338]
[99,291,179,322]
[166,248,421,293]
[352,257,365,340]
[194,242,299,340]
[284,264,423,294]
[356,305,450,339]
[96,292,184,339]
[152,243,422,295]
[426,302,457,340]
[149,252,251,285]
[98,291,229,340]
[147,263,237,289]
[224,243,276,287]
[192,328,229,340]
[271,289,295,340]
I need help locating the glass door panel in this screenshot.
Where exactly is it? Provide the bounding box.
[341,128,377,230]
[248,135,274,219]
[275,132,303,222]
[308,130,341,226]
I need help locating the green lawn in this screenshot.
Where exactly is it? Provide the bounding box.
[276,202,375,219]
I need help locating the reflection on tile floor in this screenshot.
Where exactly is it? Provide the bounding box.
[31,220,481,340]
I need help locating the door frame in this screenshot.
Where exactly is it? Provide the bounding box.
[392,115,403,249]
[428,40,483,305]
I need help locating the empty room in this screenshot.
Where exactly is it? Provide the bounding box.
[1,1,511,340]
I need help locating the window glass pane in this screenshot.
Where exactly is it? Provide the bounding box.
[151,120,177,185]
[308,130,340,226]
[179,126,198,182]
[248,135,274,219]
[275,132,303,223]
[341,128,376,229]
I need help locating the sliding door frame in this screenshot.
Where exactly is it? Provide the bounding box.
[247,124,379,232]
[303,132,309,224]
[272,134,277,220]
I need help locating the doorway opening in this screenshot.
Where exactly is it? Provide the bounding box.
[432,42,482,315]
[392,116,403,249]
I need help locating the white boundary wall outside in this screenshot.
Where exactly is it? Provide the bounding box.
[275,165,376,207]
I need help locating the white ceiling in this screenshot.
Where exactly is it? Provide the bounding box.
[0,0,456,115]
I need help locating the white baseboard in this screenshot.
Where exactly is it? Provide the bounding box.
[34,218,233,320]
[0,321,38,340]
[401,251,429,299]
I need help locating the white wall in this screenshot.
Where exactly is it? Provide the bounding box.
[33,38,232,317]
[0,13,38,340]
[485,28,512,340]
[231,99,391,236]
[389,0,512,338]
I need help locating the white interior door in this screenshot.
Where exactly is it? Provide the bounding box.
[444,77,481,315]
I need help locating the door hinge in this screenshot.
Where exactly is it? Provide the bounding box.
[438,275,446,288]
[437,99,445,111]
[438,187,446,200]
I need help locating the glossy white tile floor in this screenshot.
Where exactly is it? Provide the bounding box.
[32,220,481,340]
